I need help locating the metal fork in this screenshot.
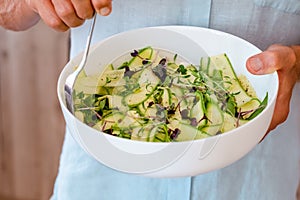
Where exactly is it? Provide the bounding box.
[64,14,97,113]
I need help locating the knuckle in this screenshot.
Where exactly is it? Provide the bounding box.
[267,51,279,61]
[56,4,74,18]
[47,18,68,31]
[265,51,279,68]
[71,19,85,27]
[47,17,63,28]
[78,10,94,19]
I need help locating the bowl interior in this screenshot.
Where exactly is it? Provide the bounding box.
[83,27,208,76]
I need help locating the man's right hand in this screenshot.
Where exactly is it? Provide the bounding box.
[24,0,113,31]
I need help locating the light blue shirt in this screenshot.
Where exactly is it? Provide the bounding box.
[52,1,300,199]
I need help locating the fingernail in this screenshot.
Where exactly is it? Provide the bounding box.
[249,57,263,72]
[99,7,110,16]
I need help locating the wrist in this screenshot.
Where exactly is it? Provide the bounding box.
[290,45,300,81]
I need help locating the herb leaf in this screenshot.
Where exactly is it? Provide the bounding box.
[247,93,268,120]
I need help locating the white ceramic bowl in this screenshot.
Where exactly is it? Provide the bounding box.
[57,26,278,177]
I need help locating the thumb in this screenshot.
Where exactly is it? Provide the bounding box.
[246,44,295,75]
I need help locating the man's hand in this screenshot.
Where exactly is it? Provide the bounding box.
[24,0,112,31]
[246,44,300,133]
[1,0,112,31]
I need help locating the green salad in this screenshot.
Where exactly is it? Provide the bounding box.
[73,46,267,142]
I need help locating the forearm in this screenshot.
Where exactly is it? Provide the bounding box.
[0,0,40,31]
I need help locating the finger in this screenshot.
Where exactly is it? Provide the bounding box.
[246,44,296,75]
[70,0,94,19]
[259,69,293,142]
[91,0,112,16]
[35,0,69,31]
[267,76,291,131]
[51,0,85,28]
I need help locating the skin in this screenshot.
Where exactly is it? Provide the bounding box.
[247,45,300,134]
[0,0,112,31]
[0,0,299,135]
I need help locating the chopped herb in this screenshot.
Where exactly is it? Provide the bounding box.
[177,64,187,75]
